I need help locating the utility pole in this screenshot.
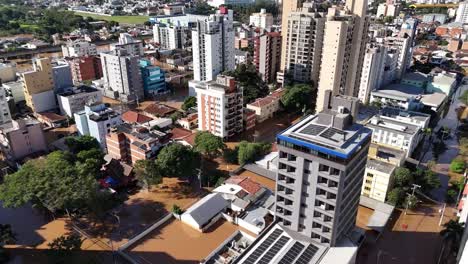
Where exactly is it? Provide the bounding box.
[405,184,421,215]
[439,203,447,226]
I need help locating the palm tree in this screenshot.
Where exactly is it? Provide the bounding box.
[440,220,465,254]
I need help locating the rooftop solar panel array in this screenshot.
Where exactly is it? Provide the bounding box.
[243,229,283,264]
[278,242,305,264]
[300,124,327,136]
[320,127,347,142]
[257,236,290,264]
[295,244,319,264]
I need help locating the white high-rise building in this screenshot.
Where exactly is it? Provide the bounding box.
[281,4,326,84]
[456,1,468,23]
[380,36,412,80]
[192,7,235,82]
[249,9,274,30]
[100,49,144,103]
[111,33,144,57]
[153,22,186,50]
[358,44,386,104]
[61,40,98,58]
[316,0,369,112]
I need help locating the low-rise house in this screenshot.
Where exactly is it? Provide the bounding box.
[74,103,122,149]
[427,72,457,95]
[177,113,198,130]
[35,112,67,128]
[0,118,48,162]
[57,86,103,117]
[246,89,284,123]
[370,84,424,110]
[181,192,228,232]
[401,72,428,89]
[420,93,448,113]
[122,110,153,125]
[143,103,177,118]
[106,123,167,165]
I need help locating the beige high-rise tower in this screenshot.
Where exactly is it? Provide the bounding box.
[280,0,302,71]
[316,0,369,112]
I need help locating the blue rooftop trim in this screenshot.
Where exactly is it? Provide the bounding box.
[277,130,371,160]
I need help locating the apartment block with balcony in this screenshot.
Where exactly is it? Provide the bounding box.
[106,123,168,165]
[57,85,103,117]
[275,95,371,247]
[22,58,55,113]
[194,75,243,139]
[68,55,103,85]
[254,31,281,84]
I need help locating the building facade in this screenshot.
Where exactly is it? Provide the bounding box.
[69,56,103,84]
[249,9,273,30]
[52,60,73,93]
[358,44,387,104]
[139,59,167,97]
[112,33,144,57]
[192,7,235,82]
[275,95,371,246]
[253,31,281,84]
[74,103,122,149]
[100,49,144,103]
[153,22,186,50]
[57,86,103,117]
[194,75,243,139]
[0,86,12,125]
[22,58,55,113]
[61,40,98,58]
[0,118,47,161]
[0,63,17,83]
[456,2,468,24]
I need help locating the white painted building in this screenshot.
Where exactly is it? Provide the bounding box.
[0,86,12,125]
[153,22,186,50]
[61,40,98,58]
[57,86,103,117]
[29,90,57,113]
[2,81,24,103]
[249,9,273,30]
[192,7,235,82]
[74,103,122,150]
[358,44,386,104]
[193,75,243,139]
[456,1,468,24]
[100,49,144,103]
[111,33,144,57]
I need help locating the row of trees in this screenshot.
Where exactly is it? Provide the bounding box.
[223,141,271,165]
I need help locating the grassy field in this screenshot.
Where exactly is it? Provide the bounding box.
[74,11,149,25]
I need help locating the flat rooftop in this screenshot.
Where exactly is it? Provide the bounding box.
[372,84,424,100]
[277,114,371,159]
[366,115,420,135]
[126,219,242,263]
[380,107,431,123]
[366,158,396,173]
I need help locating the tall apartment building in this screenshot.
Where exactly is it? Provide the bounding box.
[100,49,144,103]
[74,103,122,149]
[280,0,302,71]
[61,40,98,58]
[57,86,103,117]
[254,31,281,83]
[22,58,56,113]
[249,8,274,30]
[380,36,412,80]
[0,87,12,125]
[316,0,369,112]
[69,56,103,84]
[357,44,386,104]
[193,75,243,139]
[275,95,371,246]
[51,60,73,93]
[281,4,326,83]
[153,22,186,50]
[0,118,47,162]
[112,33,144,57]
[456,1,468,24]
[192,7,235,82]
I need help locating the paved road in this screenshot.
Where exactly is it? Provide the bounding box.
[423,83,467,201]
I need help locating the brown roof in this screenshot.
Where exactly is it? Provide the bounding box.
[170,127,193,140]
[249,89,284,108]
[37,112,67,122]
[226,176,262,195]
[122,110,153,124]
[181,133,196,146]
[143,103,177,117]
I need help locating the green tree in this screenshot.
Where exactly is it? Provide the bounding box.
[170,111,182,122]
[48,234,82,264]
[134,160,162,190]
[194,131,226,158]
[387,187,405,206]
[156,143,200,180]
[281,84,313,112]
[172,204,183,215]
[440,220,465,254]
[237,141,271,165]
[404,194,418,210]
[0,151,98,212]
[414,169,441,192]
[182,96,197,111]
[446,189,458,203]
[450,157,466,173]
[383,16,394,23]
[394,167,413,187]
[432,140,447,161]
[224,64,269,104]
[65,135,100,154]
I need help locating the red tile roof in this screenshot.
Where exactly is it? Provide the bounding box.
[122,111,153,124]
[226,176,262,195]
[37,112,67,122]
[143,103,177,117]
[170,127,193,140]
